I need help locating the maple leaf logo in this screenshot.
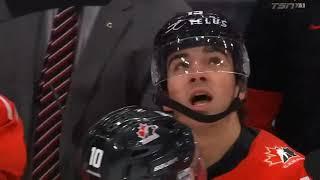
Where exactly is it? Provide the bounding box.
[264,146,297,167]
[136,123,149,139]
[136,123,159,145]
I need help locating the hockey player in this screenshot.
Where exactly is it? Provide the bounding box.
[80,106,206,180]
[150,10,312,179]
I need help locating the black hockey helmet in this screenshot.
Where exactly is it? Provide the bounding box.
[151,10,250,123]
[81,106,197,180]
[151,10,250,90]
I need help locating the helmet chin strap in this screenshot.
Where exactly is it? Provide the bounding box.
[154,90,243,123]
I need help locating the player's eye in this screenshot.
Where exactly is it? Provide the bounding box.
[208,57,224,66]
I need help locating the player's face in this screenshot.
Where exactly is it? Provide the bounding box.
[166,46,240,126]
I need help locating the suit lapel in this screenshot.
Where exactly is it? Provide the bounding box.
[62,0,133,135]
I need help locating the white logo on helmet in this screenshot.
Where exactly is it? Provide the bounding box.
[165,19,187,34]
[136,123,160,145]
[154,157,178,172]
[154,111,173,117]
[166,11,228,34]
[188,16,227,27]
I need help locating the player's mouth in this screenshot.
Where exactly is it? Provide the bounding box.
[189,90,213,110]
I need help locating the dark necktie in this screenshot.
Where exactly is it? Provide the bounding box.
[32,6,79,179]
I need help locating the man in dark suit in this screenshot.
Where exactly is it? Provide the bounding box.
[0,0,190,179]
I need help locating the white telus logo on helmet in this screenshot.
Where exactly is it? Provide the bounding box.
[188,16,227,27]
[136,123,160,145]
[165,11,228,34]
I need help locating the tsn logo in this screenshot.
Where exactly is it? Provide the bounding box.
[272,2,305,10]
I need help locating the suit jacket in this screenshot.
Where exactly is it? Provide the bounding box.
[0,0,191,179]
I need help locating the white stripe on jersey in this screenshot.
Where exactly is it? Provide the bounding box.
[0,96,13,120]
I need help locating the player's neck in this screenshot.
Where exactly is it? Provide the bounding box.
[193,112,241,168]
